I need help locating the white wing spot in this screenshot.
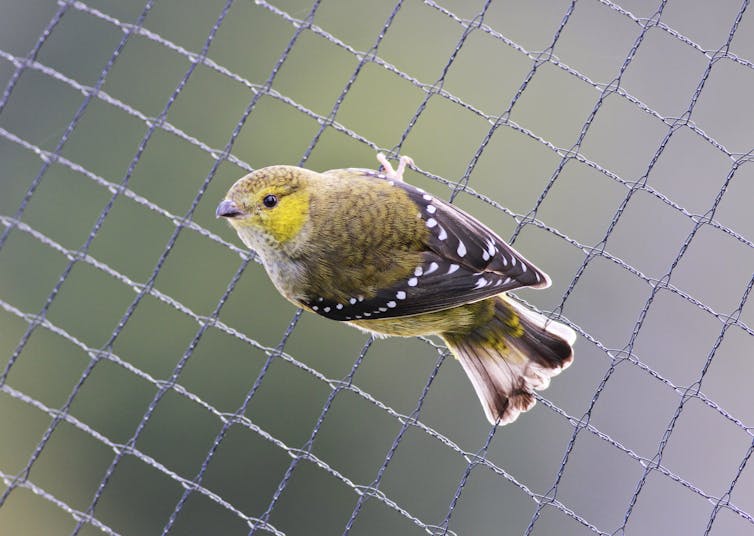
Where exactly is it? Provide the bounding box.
[457,240,467,257]
[504,277,512,285]
[312,306,319,311]
[521,262,527,272]
[535,272,541,282]
[448,264,460,274]
[486,239,496,257]
[425,262,439,275]
[349,297,357,304]
[422,194,432,201]
[336,304,343,310]
[363,312,371,317]
[414,266,423,276]
[426,218,438,228]
[408,277,418,287]
[358,295,365,302]
[482,251,490,261]
[438,226,448,241]
[474,277,488,289]
[494,279,503,286]
[426,204,436,214]
[502,256,508,266]
[387,301,397,308]
[396,291,407,300]
[317,297,324,302]
[324,307,331,312]
[379,307,388,312]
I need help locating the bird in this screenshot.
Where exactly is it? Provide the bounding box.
[216,153,575,425]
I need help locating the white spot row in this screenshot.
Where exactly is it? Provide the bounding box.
[345,297,395,320]
[358,291,402,318]
[313,295,363,313]
[422,197,449,242]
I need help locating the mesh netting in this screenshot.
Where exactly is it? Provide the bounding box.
[1,1,753,535]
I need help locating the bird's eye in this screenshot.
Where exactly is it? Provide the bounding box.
[262,194,278,208]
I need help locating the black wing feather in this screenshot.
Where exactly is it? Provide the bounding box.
[418,190,549,288]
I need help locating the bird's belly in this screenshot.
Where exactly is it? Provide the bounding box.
[348,299,493,338]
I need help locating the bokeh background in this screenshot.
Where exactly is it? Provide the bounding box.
[1,1,753,535]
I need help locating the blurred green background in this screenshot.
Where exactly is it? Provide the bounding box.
[1,1,753,535]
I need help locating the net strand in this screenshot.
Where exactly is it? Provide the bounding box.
[620,270,754,532]
[436,424,499,536]
[449,0,578,207]
[0,1,72,119]
[0,0,161,510]
[2,0,753,534]
[705,429,754,534]
[247,3,410,532]
[73,0,754,254]
[437,3,583,534]
[65,1,277,533]
[160,0,325,532]
[335,1,507,533]
[3,280,752,533]
[527,1,752,533]
[2,215,750,528]
[341,350,451,536]
[2,7,751,254]
[0,468,122,536]
[3,123,751,346]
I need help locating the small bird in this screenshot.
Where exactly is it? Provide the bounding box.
[217,154,575,425]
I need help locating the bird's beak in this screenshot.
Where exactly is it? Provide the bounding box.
[216,199,244,219]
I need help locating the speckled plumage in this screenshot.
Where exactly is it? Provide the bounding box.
[217,155,576,425]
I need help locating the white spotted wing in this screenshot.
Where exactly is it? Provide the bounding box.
[305,170,551,321]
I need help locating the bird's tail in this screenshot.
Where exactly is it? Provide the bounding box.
[441,295,576,425]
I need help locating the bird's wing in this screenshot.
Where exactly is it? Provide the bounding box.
[303,172,552,322]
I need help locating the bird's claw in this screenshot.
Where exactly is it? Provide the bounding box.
[377,153,414,182]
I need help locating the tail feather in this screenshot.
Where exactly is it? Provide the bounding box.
[442,295,575,425]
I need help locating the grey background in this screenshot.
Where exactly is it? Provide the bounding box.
[1,1,753,535]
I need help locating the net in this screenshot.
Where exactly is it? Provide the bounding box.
[1,1,752,535]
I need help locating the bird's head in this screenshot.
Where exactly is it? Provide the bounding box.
[216,165,313,252]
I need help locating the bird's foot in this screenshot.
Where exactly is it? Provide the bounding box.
[377,152,414,182]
